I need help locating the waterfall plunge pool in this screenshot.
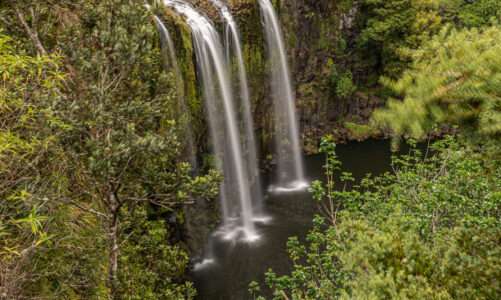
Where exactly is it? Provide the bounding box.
[192,139,410,299]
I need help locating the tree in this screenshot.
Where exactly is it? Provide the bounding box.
[374,25,501,140]
[358,0,443,76]
[40,1,220,297]
[440,0,501,28]
[1,1,221,298]
[357,0,501,78]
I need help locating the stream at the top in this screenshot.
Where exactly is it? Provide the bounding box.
[193,139,409,300]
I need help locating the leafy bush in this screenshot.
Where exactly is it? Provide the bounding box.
[336,72,357,98]
[254,136,501,299]
[118,207,197,300]
[330,65,357,98]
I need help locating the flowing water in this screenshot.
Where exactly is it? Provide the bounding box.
[258,0,306,189]
[162,0,257,241]
[153,15,198,170]
[193,139,410,300]
[210,0,264,213]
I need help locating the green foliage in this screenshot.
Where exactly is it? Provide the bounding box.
[258,136,501,299]
[1,29,108,298]
[0,1,221,298]
[329,65,357,98]
[118,206,197,300]
[44,1,219,297]
[359,0,443,76]
[0,31,74,298]
[344,122,377,140]
[3,0,501,299]
[374,25,501,139]
[336,72,357,98]
[337,214,500,300]
[440,0,501,27]
[358,0,500,78]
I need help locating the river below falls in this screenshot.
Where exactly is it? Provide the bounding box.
[192,139,409,299]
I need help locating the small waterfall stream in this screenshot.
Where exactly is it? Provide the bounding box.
[153,15,198,170]
[258,0,307,191]
[209,0,265,214]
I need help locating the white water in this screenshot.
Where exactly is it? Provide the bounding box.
[209,0,264,213]
[153,16,198,170]
[258,0,307,189]
[163,0,257,241]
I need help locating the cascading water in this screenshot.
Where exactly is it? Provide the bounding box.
[162,0,258,241]
[153,15,198,170]
[258,0,308,191]
[209,0,264,213]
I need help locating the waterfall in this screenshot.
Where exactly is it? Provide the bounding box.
[153,15,198,170]
[209,0,264,213]
[258,0,307,191]
[162,0,258,241]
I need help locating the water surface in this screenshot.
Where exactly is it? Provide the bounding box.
[193,139,404,299]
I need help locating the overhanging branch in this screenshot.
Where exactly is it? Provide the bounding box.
[14,6,47,56]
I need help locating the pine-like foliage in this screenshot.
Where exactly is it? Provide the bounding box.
[374,25,501,139]
[359,0,443,75]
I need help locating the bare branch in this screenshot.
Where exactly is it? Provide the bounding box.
[125,196,195,208]
[14,6,47,56]
[64,199,110,220]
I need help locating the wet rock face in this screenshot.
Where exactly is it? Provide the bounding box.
[259,0,379,149]
[183,197,220,259]
[279,0,342,125]
[229,1,378,147]
[169,0,379,150]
